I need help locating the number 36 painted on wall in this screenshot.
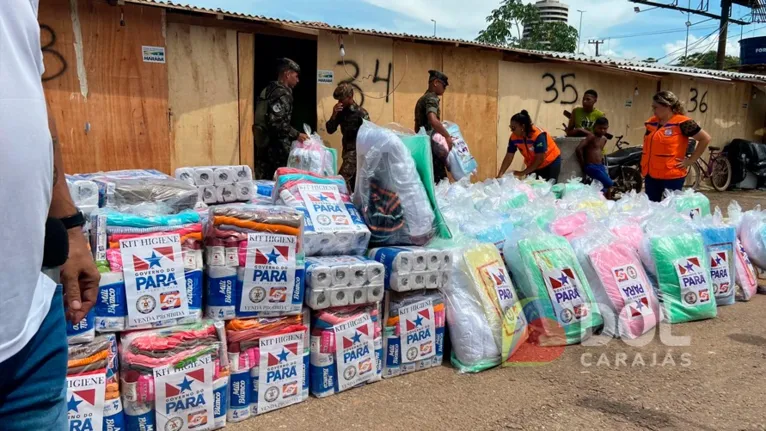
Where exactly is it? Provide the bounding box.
[688,88,708,113]
[542,73,579,105]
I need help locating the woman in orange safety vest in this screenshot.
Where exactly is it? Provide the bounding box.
[642,91,711,202]
[497,110,562,183]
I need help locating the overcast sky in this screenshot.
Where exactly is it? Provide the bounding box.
[180,0,766,63]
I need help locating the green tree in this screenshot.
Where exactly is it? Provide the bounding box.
[673,51,740,70]
[476,0,578,53]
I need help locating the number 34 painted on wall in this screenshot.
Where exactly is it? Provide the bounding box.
[542,73,579,104]
[689,88,708,113]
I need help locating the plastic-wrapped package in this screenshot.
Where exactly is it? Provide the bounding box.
[431,121,478,180]
[368,246,452,292]
[694,209,737,306]
[504,226,602,346]
[67,177,100,217]
[665,188,711,220]
[273,168,370,256]
[225,313,309,421]
[611,191,653,223]
[606,219,645,253]
[287,126,337,176]
[506,196,557,231]
[734,238,758,301]
[304,256,385,309]
[89,209,204,331]
[569,225,660,339]
[175,165,255,204]
[550,210,590,240]
[551,176,586,199]
[205,205,305,319]
[383,290,445,378]
[558,182,609,219]
[642,215,717,323]
[82,173,199,214]
[67,334,125,431]
[120,320,230,431]
[67,307,96,345]
[309,303,383,397]
[737,207,766,270]
[69,169,168,208]
[254,180,275,198]
[355,120,435,246]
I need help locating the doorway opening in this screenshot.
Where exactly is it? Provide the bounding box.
[254,33,318,133]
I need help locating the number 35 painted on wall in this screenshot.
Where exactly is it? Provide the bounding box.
[542,72,579,104]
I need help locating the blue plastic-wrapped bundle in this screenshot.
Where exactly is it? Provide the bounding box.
[694,210,737,306]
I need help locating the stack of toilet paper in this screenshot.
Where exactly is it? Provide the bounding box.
[273,167,371,256]
[368,247,452,292]
[304,256,385,310]
[204,205,305,320]
[175,165,256,204]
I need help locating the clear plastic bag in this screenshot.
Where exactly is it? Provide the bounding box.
[735,204,766,270]
[664,188,711,220]
[287,125,336,176]
[504,225,602,346]
[569,224,660,339]
[693,208,737,306]
[355,120,436,246]
[642,213,717,323]
[431,121,478,180]
[557,181,609,220]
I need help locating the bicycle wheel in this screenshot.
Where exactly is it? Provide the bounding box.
[710,157,732,192]
[684,163,701,190]
[620,166,643,193]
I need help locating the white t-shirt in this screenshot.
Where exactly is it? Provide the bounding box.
[0,0,57,364]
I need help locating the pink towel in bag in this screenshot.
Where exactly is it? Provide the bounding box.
[589,242,659,338]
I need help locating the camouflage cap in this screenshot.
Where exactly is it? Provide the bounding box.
[333,82,354,100]
[428,69,449,86]
[276,57,301,75]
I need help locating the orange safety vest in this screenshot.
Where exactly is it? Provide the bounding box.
[641,114,692,180]
[509,125,561,170]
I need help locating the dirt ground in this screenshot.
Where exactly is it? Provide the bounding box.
[229,190,766,431]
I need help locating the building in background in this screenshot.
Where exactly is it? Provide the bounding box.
[523,0,569,38]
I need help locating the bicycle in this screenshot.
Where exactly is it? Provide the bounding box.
[683,141,732,192]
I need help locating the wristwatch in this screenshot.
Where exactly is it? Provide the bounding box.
[60,211,86,230]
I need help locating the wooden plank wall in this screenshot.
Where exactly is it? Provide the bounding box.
[496,60,659,172]
[316,32,394,155]
[238,32,256,171]
[40,0,170,173]
[443,47,501,180]
[167,23,239,169]
[392,41,443,129]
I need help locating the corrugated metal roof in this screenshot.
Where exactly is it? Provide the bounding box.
[125,0,766,84]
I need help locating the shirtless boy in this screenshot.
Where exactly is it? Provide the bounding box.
[576,117,616,198]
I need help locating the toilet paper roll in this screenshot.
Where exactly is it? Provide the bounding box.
[349,286,367,305]
[305,265,332,289]
[201,185,218,204]
[305,287,331,310]
[174,167,197,185]
[440,270,451,289]
[216,184,237,203]
[349,262,368,287]
[353,231,372,255]
[426,250,442,271]
[334,232,355,254]
[426,271,440,289]
[332,266,351,287]
[214,167,236,185]
[440,251,452,270]
[368,248,413,273]
[235,181,254,201]
[366,262,385,285]
[234,165,253,183]
[206,266,237,320]
[328,287,350,307]
[410,250,428,272]
[367,284,385,303]
[389,274,411,292]
[411,272,427,289]
[193,167,215,186]
[305,232,334,256]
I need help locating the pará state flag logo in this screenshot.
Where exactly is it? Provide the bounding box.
[254,246,290,265]
[68,388,97,414]
[483,264,515,311]
[710,252,727,269]
[67,373,106,431]
[342,324,373,377]
[132,246,175,271]
[405,308,434,358]
[266,343,301,399]
[676,257,703,275]
[165,368,206,398]
[307,191,337,203]
[544,267,587,323]
[629,296,650,318]
[740,242,753,267]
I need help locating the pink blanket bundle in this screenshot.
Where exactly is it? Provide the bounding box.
[609,223,644,253]
[588,242,660,339]
[550,212,589,240]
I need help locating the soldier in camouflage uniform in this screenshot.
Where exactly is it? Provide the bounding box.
[325,82,369,192]
[253,58,309,180]
[414,70,453,183]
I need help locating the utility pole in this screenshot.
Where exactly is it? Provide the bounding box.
[684,0,691,60]
[716,0,731,70]
[431,19,436,37]
[589,39,605,57]
[577,10,586,54]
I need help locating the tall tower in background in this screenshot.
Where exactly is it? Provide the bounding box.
[523,0,570,39]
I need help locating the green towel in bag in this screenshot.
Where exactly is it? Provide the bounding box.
[650,232,717,323]
[506,232,602,346]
